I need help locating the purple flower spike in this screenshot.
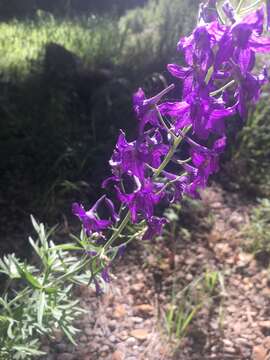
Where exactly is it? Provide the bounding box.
[116,178,164,223]
[163,171,190,202]
[133,84,175,134]
[160,90,235,139]
[234,67,268,118]
[191,136,226,180]
[105,197,120,223]
[109,130,169,180]
[72,195,117,235]
[101,267,110,283]
[143,216,167,241]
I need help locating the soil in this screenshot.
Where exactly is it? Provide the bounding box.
[40,184,270,360]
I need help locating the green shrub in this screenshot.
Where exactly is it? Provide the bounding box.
[229,88,270,197]
[244,198,270,254]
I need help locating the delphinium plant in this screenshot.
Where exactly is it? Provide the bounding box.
[1,0,270,358]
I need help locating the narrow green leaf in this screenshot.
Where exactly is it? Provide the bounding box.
[37,292,46,326]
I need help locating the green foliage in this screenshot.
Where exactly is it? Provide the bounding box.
[228,87,270,197]
[0,13,122,81]
[163,270,225,341]
[119,0,197,72]
[243,198,270,254]
[0,0,197,81]
[0,216,110,359]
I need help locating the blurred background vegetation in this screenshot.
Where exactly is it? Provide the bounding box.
[0,0,270,256]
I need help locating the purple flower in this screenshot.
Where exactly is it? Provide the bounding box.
[101,267,110,283]
[94,278,101,295]
[184,176,206,198]
[191,136,226,180]
[173,23,221,94]
[117,244,126,257]
[222,1,236,23]
[215,9,270,74]
[133,84,174,134]
[143,216,167,240]
[162,171,190,203]
[109,131,145,179]
[198,0,218,24]
[109,130,169,180]
[178,25,214,71]
[234,66,268,118]
[159,90,235,139]
[116,178,164,223]
[72,195,118,235]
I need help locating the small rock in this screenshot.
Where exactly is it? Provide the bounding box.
[126,337,137,346]
[100,345,109,352]
[79,335,87,343]
[111,350,125,360]
[253,345,268,360]
[56,343,67,352]
[222,339,234,347]
[130,316,143,324]
[113,304,126,318]
[259,321,270,328]
[130,283,145,293]
[134,304,154,317]
[130,329,148,340]
[108,320,117,331]
[118,330,128,341]
[224,347,236,354]
[84,328,92,336]
[109,335,117,343]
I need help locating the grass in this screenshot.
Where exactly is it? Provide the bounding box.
[0,13,121,79]
[243,198,270,254]
[0,0,197,80]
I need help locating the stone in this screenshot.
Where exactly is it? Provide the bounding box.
[253,345,268,360]
[113,304,126,318]
[108,320,117,331]
[259,321,270,329]
[134,304,154,317]
[111,350,125,360]
[130,283,145,293]
[126,337,137,346]
[130,316,143,324]
[130,329,148,340]
[109,335,117,343]
[79,335,87,343]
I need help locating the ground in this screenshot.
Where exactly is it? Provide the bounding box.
[40,184,270,360]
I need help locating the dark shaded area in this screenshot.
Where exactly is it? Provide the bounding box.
[0,39,172,256]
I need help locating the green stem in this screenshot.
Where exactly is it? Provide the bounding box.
[104,211,130,250]
[236,0,246,13]
[155,105,176,139]
[240,0,263,14]
[210,80,235,97]
[157,172,188,195]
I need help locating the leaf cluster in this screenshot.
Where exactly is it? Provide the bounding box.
[0,216,108,359]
